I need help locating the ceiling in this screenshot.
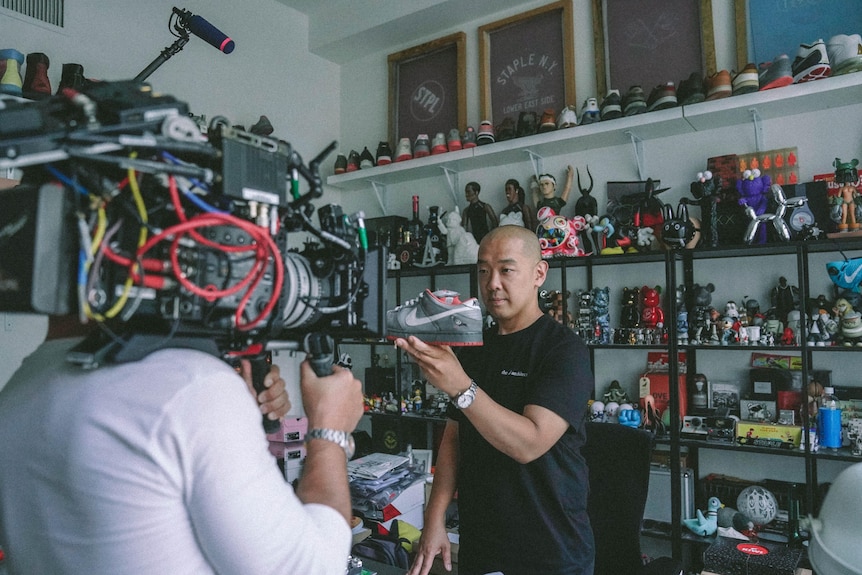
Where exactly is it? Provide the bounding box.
[274,0,534,64]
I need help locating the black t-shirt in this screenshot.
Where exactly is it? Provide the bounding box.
[452,314,595,575]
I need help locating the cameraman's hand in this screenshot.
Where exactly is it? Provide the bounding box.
[239,360,291,421]
[300,361,363,432]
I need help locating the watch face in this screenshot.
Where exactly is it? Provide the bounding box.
[789,205,815,231]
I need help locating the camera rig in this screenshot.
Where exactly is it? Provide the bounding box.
[0,82,386,393]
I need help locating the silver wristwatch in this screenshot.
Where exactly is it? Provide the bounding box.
[306,428,355,460]
[453,380,478,410]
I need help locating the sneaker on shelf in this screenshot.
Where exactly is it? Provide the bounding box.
[359,146,375,169]
[622,85,647,116]
[731,63,759,95]
[579,97,601,124]
[414,134,431,158]
[333,153,348,174]
[462,126,478,148]
[249,114,274,136]
[385,289,484,346]
[599,89,622,120]
[826,33,862,76]
[22,52,51,99]
[556,105,579,129]
[704,70,731,100]
[395,137,413,162]
[431,132,448,155]
[678,72,706,105]
[376,141,393,165]
[447,128,463,151]
[646,82,677,111]
[538,108,557,132]
[496,116,516,141]
[0,48,25,96]
[758,54,793,90]
[516,110,538,137]
[476,121,495,145]
[346,150,361,172]
[792,38,831,83]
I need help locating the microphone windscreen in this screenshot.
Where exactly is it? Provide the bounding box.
[188,14,235,54]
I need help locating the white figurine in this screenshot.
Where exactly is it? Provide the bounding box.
[437,207,479,265]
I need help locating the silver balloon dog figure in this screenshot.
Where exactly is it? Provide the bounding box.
[743,184,808,244]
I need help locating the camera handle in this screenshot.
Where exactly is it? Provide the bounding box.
[248,354,281,434]
[303,333,335,377]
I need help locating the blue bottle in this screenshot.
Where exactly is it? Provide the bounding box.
[818,386,843,449]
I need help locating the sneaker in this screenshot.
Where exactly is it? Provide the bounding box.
[22,52,51,99]
[447,128,462,151]
[579,97,600,124]
[646,82,677,112]
[359,146,375,168]
[538,109,557,132]
[413,134,431,158]
[622,85,647,116]
[827,33,862,76]
[0,48,25,96]
[677,72,705,105]
[731,63,759,95]
[333,153,348,174]
[599,89,622,120]
[556,105,579,128]
[516,111,538,137]
[792,38,831,83]
[476,121,495,145]
[758,54,793,90]
[431,132,448,155]
[395,137,413,162]
[385,289,484,346]
[704,70,731,100]
[496,116,516,141]
[826,257,862,292]
[376,141,393,165]
[346,150,361,172]
[462,126,478,148]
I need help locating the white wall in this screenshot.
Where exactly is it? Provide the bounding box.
[0,0,341,394]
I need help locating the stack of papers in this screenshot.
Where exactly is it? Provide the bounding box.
[348,452,410,479]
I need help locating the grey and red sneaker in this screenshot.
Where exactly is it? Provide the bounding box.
[395,137,413,162]
[414,134,431,158]
[386,289,484,346]
[376,141,393,165]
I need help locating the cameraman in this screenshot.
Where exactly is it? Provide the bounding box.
[0,317,363,574]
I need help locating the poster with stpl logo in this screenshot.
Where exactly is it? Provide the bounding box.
[488,9,566,126]
[394,44,459,143]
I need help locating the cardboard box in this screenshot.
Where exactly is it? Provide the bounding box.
[265,416,308,443]
[640,352,688,419]
[736,421,802,449]
[268,441,306,483]
[703,537,803,575]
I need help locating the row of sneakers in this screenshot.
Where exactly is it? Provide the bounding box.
[0,48,92,99]
[334,127,479,173]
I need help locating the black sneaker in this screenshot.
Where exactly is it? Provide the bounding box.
[599,89,622,120]
[376,141,393,165]
[622,85,647,116]
[359,146,375,169]
[334,154,348,174]
[646,82,677,112]
[346,150,361,172]
[677,72,705,105]
[496,116,516,141]
[516,111,538,137]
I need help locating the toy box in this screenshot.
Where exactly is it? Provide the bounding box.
[640,352,688,419]
[735,421,802,449]
[265,416,308,443]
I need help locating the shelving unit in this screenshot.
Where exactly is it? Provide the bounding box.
[335,74,862,568]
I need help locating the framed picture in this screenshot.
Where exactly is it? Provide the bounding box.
[740,398,777,422]
[388,32,466,148]
[592,0,716,98]
[734,0,862,71]
[708,380,745,416]
[478,1,575,127]
[412,449,433,474]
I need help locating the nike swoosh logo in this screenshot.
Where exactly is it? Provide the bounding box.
[403,306,472,327]
[843,264,862,284]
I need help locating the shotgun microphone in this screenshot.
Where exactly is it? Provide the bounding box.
[174,7,235,54]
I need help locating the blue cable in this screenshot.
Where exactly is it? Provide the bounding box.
[45,164,90,197]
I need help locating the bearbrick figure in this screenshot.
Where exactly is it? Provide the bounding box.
[688,283,716,345]
[617,286,641,344]
[640,285,665,330]
[592,286,611,344]
[577,289,594,340]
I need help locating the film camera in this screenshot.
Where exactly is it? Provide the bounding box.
[0,82,385,385]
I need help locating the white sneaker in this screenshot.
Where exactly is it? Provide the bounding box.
[579,98,600,125]
[556,105,578,129]
[827,33,862,76]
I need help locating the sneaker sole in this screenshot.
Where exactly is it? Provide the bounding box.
[623,102,646,115]
[431,145,448,155]
[832,57,862,75]
[377,157,392,165]
[385,332,483,346]
[395,154,412,162]
[759,75,793,90]
[732,79,759,95]
[705,86,731,100]
[647,96,677,111]
[793,64,831,83]
[600,104,622,120]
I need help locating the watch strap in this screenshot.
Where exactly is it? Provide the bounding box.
[306,428,354,459]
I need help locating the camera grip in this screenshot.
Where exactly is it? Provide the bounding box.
[249,355,281,434]
[304,333,334,377]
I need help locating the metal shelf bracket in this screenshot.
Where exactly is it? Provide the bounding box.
[370,181,388,215]
[749,108,764,152]
[625,130,646,180]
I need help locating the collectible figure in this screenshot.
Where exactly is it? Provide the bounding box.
[545,289,573,328]
[640,285,665,330]
[690,170,722,247]
[437,207,479,265]
[833,157,860,232]
[688,282,716,345]
[741,183,808,244]
[660,199,700,249]
[577,289,594,339]
[574,166,597,218]
[592,286,611,344]
[676,285,689,345]
[839,310,862,346]
[461,181,498,243]
[602,379,629,404]
[720,315,739,346]
[533,165,573,214]
[737,168,771,243]
[535,207,587,258]
[621,286,641,328]
[770,276,799,325]
[499,178,537,231]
